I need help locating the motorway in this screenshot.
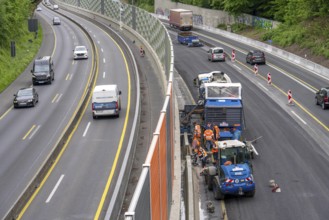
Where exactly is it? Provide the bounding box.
[0,4,140,220]
[171,26,329,220]
[0,5,93,219]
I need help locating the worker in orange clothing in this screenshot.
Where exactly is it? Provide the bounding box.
[204,128,214,152]
[211,141,219,163]
[194,122,201,139]
[213,125,220,140]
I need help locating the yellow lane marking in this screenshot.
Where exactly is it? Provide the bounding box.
[17,25,98,219]
[0,106,13,120]
[221,200,228,220]
[93,27,131,220]
[236,59,329,132]
[22,125,36,140]
[65,73,70,80]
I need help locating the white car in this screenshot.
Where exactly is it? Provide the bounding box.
[53,4,59,10]
[36,7,42,11]
[73,46,88,60]
[53,17,61,25]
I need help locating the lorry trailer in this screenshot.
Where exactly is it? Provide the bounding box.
[169,9,193,31]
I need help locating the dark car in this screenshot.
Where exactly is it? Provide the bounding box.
[246,50,266,65]
[315,87,329,109]
[31,56,55,85]
[13,88,39,108]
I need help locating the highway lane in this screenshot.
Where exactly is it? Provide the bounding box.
[191,28,329,132]
[172,33,329,220]
[0,5,93,219]
[19,8,137,220]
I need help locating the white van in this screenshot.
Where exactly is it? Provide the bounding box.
[208,47,225,62]
[92,85,122,119]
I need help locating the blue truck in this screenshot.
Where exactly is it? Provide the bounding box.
[204,140,255,199]
[180,71,257,199]
[177,32,203,47]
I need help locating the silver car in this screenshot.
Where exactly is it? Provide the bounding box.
[208,47,225,62]
[53,17,61,25]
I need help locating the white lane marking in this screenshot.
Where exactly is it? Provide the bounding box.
[56,94,63,103]
[233,64,241,71]
[97,41,100,44]
[103,58,106,63]
[29,125,41,139]
[291,111,307,125]
[89,30,92,33]
[46,174,65,203]
[103,72,106,78]
[101,48,103,53]
[268,63,317,93]
[93,34,96,38]
[258,83,269,92]
[69,74,73,81]
[83,122,91,137]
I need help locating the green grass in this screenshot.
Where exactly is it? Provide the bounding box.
[0,24,43,93]
[236,16,329,60]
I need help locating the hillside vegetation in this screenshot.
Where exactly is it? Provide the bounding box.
[0,0,42,92]
[174,0,329,66]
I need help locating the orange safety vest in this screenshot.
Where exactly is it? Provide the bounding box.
[213,125,220,140]
[194,124,201,138]
[204,129,214,141]
[211,145,218,153]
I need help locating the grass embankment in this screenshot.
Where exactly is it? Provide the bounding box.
[0,24,42,93]
[219,16,329,67]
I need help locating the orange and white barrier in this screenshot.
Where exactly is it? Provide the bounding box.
[267,72,272,85]
[288,90,293,104]
[254,64,258,75]
[231,49,235,62]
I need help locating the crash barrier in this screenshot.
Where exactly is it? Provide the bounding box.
[56,0,175,219]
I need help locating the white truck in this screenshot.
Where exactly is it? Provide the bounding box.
[92,85,122,119]
[169,9,193,31]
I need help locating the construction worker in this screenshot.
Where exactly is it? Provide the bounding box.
[192,136,200,151]
[194,122,201,139]
[205,121,213,130]
[213,125,220,140]
[198,146,208,168]
[140,46,144,57]
[204,128,214,152]
[232,127,241,140]
[212,141,219,164]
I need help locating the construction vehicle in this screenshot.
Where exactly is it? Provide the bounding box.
[203,140,255,199]
[169,9,193,31]
[180,71,244,141]
[177,32,203,47]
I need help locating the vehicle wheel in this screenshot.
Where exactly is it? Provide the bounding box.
[32,101,35,107]
[213,178,224,200]
[93,114,97,119]
[315,98,319,105]
[246,59,249,64]
[206,175,213,191]
[49,80,52,85]
[322,102,326,110]
[245,190,255,197]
